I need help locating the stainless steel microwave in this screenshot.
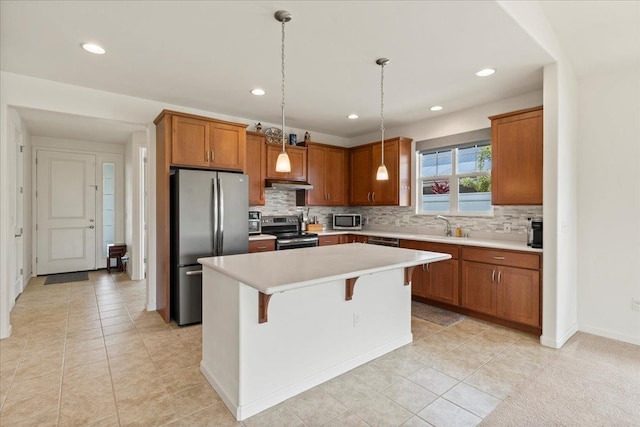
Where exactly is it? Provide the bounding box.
[249,211,261,235]
[332,214,362,230]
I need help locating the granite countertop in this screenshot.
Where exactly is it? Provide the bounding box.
[198,243,451,295]
[316,230,542,253]
[249,234,277,241]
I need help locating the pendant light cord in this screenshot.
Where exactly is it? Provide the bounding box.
[380,61,385,165]
[281,19,286,152]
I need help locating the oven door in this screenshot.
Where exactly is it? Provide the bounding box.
[276,237,319,250]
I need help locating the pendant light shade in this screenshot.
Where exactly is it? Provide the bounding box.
[376,58,389,181]
[274,10,292,173]
[276,150,291,172]
[376,164,389,180]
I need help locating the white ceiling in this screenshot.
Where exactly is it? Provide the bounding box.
[1,1,637,142]
[13,107,147,144]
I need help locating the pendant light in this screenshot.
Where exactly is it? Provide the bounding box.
[376,58,389,181]
[275,10,292,173]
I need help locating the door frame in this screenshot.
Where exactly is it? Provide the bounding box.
[32,147,124,274]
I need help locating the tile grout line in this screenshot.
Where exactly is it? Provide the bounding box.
[96,274,123,427]
[54,284,73,426]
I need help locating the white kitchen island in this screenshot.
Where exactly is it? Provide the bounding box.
[197,243,451,421]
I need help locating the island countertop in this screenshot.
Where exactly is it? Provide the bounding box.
[198,242,451,295]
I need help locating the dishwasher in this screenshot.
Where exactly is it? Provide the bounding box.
[366,236,400,247]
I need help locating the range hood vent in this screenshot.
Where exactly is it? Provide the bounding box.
[265,179,313,191]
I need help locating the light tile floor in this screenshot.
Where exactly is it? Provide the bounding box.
[0,271,556,426]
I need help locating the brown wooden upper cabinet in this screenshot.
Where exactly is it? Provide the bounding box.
[166,111,247,171]
[349,137,412,206]
[265,144,307,182]
[300,143,348,206]
[246,132,266,206]
[489,106,543,205]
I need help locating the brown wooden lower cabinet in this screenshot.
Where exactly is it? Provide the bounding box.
[318,235,341,246]
[400,240,459,306]
[248,240,275,253]
[402,239,542,334]
[461,260,540,327]
[346,234,369,243]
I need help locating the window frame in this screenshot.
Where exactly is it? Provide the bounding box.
[417,142,493,217]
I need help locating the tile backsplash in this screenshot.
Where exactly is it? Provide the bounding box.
[251,189,542,241]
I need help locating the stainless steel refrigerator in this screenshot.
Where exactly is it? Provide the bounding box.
[170,169,249,325]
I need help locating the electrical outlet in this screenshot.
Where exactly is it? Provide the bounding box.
[503,222,512,233]
[364,217,369,225]
[395,219,400,226]
[632,298,640,312]
[353,313,359,327]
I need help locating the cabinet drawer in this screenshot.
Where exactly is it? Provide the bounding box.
[462,247,539,270]
[249,240,275,253]
[399,240,459,259]
[319,235,341,246]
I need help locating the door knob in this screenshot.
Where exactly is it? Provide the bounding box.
[87,225,95,229]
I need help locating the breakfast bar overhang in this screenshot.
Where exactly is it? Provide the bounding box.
[198,243,451,421]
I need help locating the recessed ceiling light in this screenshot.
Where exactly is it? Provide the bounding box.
[347,114,359,119]
[430,105,443,112]
[475,68,496,77]
[250,88,266,96]
[81,43,106,55]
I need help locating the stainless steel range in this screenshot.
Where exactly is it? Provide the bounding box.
[261,215,319,250]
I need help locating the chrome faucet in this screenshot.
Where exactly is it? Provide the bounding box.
[435,215,452,237]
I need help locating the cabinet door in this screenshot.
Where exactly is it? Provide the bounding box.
[306,144,326,205]
[496,266,540,327]
[209,123,246,171]
[325,147,348,206]
[349,145,373,205]
[266,145,308,181]
[372,140,399,205]
[491,108,543,205]
[171,115,209,167]
[246,133,266,206]
[425,259,459,306]
[461,261,496,315]
[409,264,428,298]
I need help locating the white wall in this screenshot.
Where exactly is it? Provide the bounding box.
[125,131,147,280]
[349,90,543,147]
[577,66,640,345]
[125,137,133,275]
[496,1,580,349]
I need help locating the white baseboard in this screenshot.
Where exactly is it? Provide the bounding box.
[579,325,640,346]
[201,334,413,421]
[540,322,579,348]
[0,324,12,340]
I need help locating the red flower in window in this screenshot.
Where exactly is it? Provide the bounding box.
[432,181,450,194]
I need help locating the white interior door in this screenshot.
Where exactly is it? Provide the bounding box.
[36,150,97,275]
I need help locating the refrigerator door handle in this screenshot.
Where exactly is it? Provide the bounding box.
[185,270,203,276]
[212,178,219,256]
[218,177,224,253]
